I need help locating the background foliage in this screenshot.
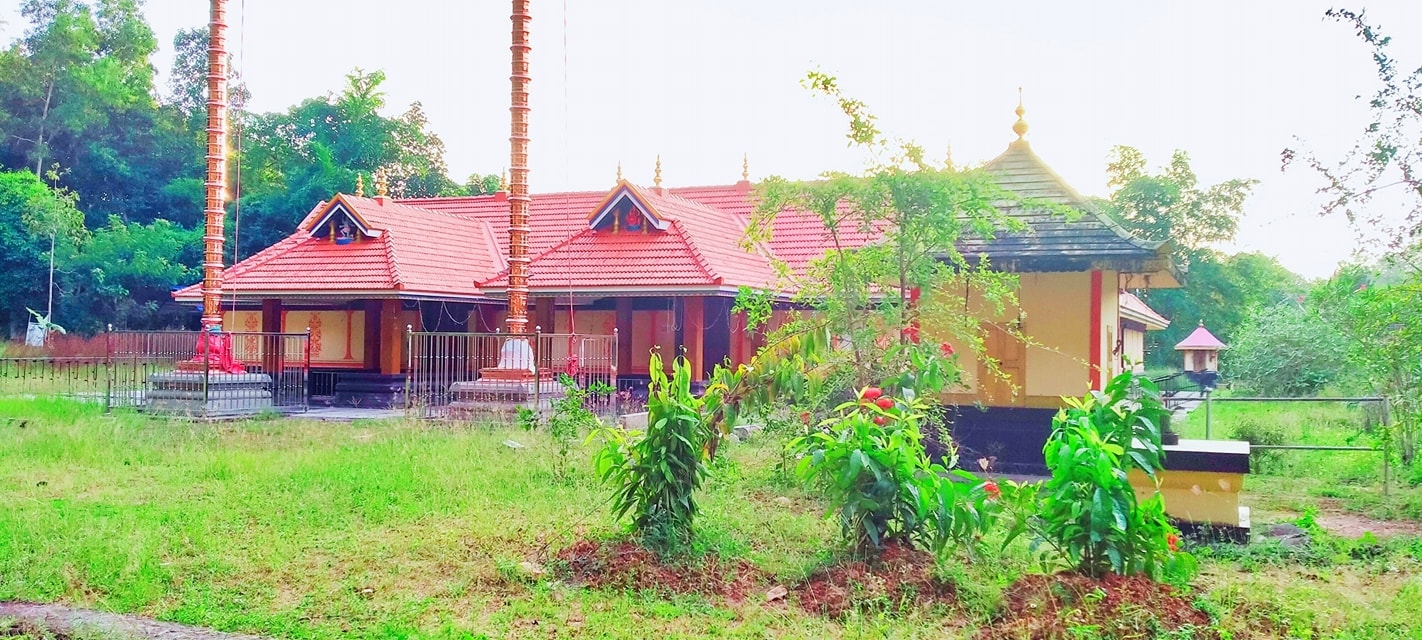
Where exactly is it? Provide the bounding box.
[0,1,492,336]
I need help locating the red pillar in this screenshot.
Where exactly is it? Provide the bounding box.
[1088,270,1103,390]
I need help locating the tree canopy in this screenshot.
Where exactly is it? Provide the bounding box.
[0,2,491,335]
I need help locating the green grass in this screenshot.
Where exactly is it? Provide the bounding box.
[3,397,1422,639]
[1173,397,1422,522]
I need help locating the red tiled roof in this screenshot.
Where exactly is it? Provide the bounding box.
[175,194,503,301]
[1119,291,1170,330]
[479,184,781,293]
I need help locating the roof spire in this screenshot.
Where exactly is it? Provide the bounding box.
[354,173,365,197]
[616,160,623,182]
[1012,87,1029,140]
[500,167,508,191]
[741,153,749,182]
[654,154,663,189]
[374,168,389,198]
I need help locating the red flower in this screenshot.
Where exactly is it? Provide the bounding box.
[800,411,811,425]
[872,415,888,426]
[939,342,955,357]
[983,481,1001,500]
[1167,533,1180,552]
[875,397,894,410]
[861,387,883,401]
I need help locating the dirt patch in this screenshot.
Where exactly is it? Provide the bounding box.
[553,539,961,617]
[554,539,768,603]
[795,542,956,617]
[1313,511,1422,539]
[978,573,1214,640]
[0,602,267,639]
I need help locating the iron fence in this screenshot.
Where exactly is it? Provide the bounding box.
[0,330,310,419]
[406,329,617,420]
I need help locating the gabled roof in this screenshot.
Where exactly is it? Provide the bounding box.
[478,183,780,295]
[1119,291,1170,330]
[959,139,1177,282]
[174,194,504,302]
[1175,323,1227,351]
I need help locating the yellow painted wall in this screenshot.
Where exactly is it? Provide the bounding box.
[923,271,1117,405]
[1021,272,1090,398]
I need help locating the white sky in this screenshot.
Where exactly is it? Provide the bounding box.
[3,0,1420,279]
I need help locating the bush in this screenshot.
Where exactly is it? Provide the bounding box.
[1229,419,1289,474]
[591,354,708,552]
[787,385,1001,556]
[1027,373,1195,582]
[1223,302,1349,397]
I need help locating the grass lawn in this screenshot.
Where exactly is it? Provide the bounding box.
[1174,397,1422,523]
[4,396,1422,639]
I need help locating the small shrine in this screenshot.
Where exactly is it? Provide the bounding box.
[1175,321,1227,389]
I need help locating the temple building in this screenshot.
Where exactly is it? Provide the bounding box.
[174,107,1176,420]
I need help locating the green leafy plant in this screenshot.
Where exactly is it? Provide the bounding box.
[590,353,708,552]
[1027,372,1195,581]
[788,385,1001,556]
[528,375,611,481]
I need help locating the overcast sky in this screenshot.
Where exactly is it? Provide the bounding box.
[3,0,1420,279]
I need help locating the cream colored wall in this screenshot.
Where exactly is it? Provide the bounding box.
[1021,272,1091,398]
[923,271,1111,403]
[1122,326,1146,373]
[222,308,368,368]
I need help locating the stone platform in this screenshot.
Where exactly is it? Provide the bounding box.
[145,371,273,418]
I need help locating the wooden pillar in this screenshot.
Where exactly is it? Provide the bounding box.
[363,300,382,370]
[261,299,283,373]
[379,299,403,375]
[683,296,705,380]
[616,297,634,378]
[534,297,555,334]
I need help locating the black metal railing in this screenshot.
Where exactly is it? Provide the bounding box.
[406,329,617,419]
[1,329,310,419]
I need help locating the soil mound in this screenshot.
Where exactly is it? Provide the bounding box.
[979,573,1214,639]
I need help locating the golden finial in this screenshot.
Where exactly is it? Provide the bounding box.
[374,168,389,197]
[741,153,749,182]
[616,160,623,182]
[500,168,508,191]
[354,173,365,197]
[654,155,663,189]
[1012,87,1029,140]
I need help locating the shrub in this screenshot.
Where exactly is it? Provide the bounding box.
[522,375,612,481]
[788,385,1001,556]
[1229,419,1288,474]
[590,354,708,552]
[1027,372,1195,581]
[1224,302,1349,397]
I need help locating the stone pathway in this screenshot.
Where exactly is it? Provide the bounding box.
[298,407,404,421]
[0,602,266,639]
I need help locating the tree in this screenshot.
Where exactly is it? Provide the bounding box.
[0,170,70,334]
[741,71,1027,398]
[1103,145,1256,267]
[1283,9,1422,247]
[1099,146,1302,367]
[20,166,85,328]
[1223,301,1349,397]
[1139,251,1305,368]
[232,69,469,256]
[55,216,200,332]
[1312,264,1422,465]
